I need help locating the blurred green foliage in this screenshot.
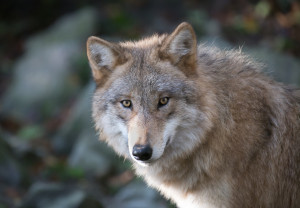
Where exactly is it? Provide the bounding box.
[18,125,45,141]
[255,1,271,18]
[43,162,85,181]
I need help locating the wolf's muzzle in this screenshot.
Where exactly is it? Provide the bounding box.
[132,144,153,161]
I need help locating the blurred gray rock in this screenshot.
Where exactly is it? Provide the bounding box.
[0,133,20,186]
[52,82,95,153]
[2,42,80,120]
[0,153,20,187]
[107,181,169,208]
[52,83,115,177]
[0,8,98,122]
[68,129,113,178]
[247,48,300,86]
[21,182,86,208]
[200,36,232,49]
[200,36,300,86]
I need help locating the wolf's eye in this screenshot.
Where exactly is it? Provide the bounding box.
[121,100,132,108]
[158,97,169,108]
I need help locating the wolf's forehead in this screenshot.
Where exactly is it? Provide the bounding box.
[120,63,187,96]
[124,64,164,92]
[104,59,194,106]
[107,48,191,98]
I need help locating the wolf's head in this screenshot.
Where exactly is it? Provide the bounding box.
[87,23,214,166]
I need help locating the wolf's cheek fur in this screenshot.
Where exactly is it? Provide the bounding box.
[96,110,130,158]
[162,117,181,148]
[162,104,210,160]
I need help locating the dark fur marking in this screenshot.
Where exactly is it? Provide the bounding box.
[117,115,127,122]
[167,111,175,119]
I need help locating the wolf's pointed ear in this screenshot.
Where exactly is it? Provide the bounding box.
[87,36,125,83]
[160,22,197,70]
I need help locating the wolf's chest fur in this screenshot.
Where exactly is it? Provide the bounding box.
[87,22,300,208]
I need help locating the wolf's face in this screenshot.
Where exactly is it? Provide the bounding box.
[87,23,213,166]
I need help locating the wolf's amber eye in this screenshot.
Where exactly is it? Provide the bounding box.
[121,100,132,108]
[158,97,169,107]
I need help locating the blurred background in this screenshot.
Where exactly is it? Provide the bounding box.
[0,0,299,208]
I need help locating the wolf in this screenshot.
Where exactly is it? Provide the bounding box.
[86,22,300,208]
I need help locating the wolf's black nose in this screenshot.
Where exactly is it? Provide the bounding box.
[132,144,153,161]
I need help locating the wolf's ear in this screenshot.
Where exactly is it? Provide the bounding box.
[160,22,197,70]
[87,36,125,82]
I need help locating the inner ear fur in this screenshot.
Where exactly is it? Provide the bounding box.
[159,22,198,75]
[86,36,127,83]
